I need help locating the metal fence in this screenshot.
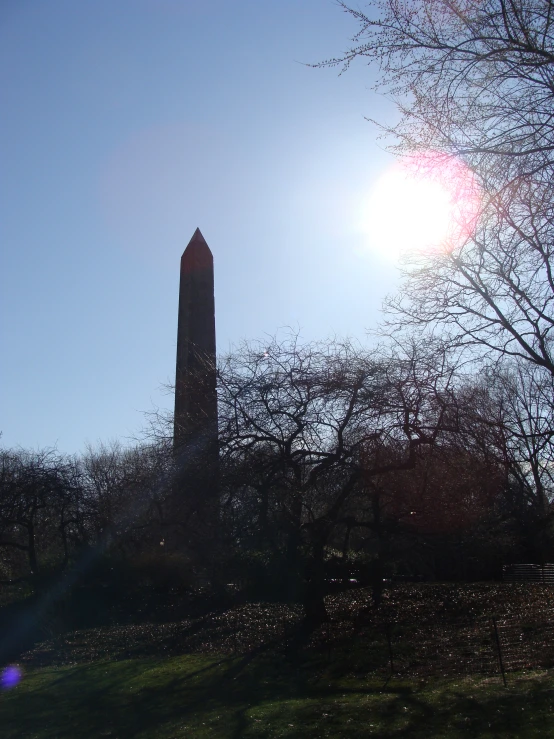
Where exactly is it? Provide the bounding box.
[503,563,554,583]
[19,583,554,686]
[318,605,554,684]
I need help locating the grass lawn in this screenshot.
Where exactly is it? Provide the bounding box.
[1,652,553,738]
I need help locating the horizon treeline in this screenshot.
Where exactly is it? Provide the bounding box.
[1,333,553,623]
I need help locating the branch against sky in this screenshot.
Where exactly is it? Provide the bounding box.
[323,1,554,376]
[324,0,554,183]
[384,176,554,374]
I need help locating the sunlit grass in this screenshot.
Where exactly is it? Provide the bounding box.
[2,583,554,736]
[1,653,552,738]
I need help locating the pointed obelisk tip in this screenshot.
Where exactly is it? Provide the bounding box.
[183,227,211,255]
[181,227,213,270]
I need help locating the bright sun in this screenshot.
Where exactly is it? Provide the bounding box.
[362,152,481,262]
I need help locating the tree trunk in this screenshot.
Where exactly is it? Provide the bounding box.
[27,522,38,576]
[302,539,328,631]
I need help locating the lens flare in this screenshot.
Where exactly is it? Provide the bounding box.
[1,665,22,690]
[362,152,481,262]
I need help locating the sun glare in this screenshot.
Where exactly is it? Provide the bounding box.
[362,152,481,262]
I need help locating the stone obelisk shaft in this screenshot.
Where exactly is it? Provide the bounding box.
[174,228,217,450]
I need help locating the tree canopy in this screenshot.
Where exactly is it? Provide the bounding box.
[320,1,554,382]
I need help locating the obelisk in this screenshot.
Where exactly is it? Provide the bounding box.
[174,227,217,452]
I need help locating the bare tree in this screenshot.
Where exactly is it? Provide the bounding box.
[217,334,457,625]
[325,0,554,182]
[459,363,554,557]
[321,1,554,379]
[384,182,554,375]
[79,440,172,555]
[0,449,82,580]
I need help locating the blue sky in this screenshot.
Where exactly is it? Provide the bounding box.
[1,0,401,453]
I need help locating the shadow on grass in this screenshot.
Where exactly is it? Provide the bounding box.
[1,649,552,738]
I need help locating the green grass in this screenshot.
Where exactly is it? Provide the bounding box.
[1,653,553,738]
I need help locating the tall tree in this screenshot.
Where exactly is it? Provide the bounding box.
[322,1,554,378]
[217,334,456,625]
[461,364,554,557]
[0,449,82,580]
[326,0,554,182]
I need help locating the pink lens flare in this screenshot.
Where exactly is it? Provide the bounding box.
[401,151,482,252]
[1,665,22,690]
[363,149,483,262]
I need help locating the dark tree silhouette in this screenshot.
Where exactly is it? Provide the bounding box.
[217,334,457,627]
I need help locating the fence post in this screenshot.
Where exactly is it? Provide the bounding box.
[385,622,394,675]
[492,617,507,688]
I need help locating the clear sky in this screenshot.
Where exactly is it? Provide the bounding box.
[1,0,402,453]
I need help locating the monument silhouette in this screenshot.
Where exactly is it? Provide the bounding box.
[174,227,217,451]
[173,228,218,556]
